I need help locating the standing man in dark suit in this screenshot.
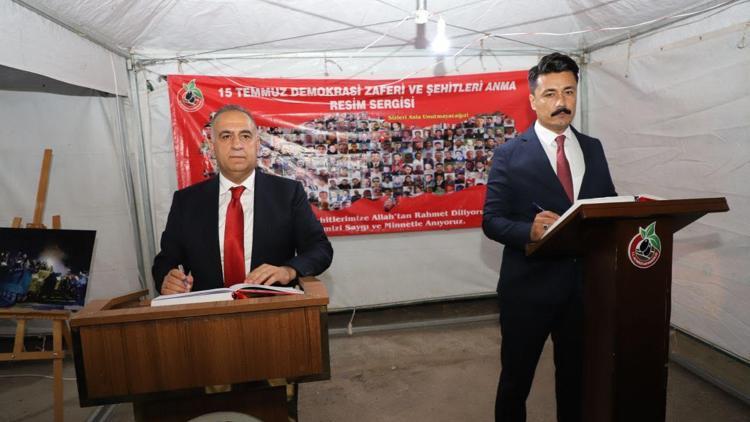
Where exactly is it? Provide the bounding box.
[153,105,333,295]
[483,53,617,422]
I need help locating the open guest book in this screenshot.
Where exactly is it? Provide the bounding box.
[542,194,662,238]
[151,283,303,307]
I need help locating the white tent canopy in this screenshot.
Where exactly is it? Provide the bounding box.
[0,1,128,95]
[1,0,748,360]
[10,0,738,57]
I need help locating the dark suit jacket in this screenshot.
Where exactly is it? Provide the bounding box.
[152,171,333,292]
[482,124,616,305]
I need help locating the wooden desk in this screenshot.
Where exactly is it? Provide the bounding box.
[70,278,330,421]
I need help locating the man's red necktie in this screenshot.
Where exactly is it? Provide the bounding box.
[555,135,574,203]
[224,186,245,287]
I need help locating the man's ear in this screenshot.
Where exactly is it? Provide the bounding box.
[528,93,537,111]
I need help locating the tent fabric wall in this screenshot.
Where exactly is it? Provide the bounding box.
[587,3,750,359]
[0,73,142,303]
[0,0,129,96]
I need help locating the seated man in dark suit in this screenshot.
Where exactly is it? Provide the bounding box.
[483,53,617,422]
[153,105,333,295]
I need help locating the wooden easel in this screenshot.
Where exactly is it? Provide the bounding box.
[12,149,60,229]
[0,148,73,422]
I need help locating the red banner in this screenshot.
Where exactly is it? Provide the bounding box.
[168,72,534,236]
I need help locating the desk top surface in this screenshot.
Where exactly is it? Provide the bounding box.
[70,278,328,328]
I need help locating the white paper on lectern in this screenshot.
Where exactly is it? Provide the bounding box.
[542,195,663,238]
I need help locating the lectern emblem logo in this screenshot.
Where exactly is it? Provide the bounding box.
[628,222,662,269]
[177,79,205,112]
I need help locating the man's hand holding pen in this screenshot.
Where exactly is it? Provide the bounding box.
[160,265,193,295]
[531,202,560,241]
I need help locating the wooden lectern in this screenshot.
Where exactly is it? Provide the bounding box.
[526,197,728,422]
[70,278,330,422]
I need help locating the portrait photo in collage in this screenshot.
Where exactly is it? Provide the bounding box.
[197,112,518,211]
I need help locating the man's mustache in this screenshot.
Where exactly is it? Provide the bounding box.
[551,107,572,117]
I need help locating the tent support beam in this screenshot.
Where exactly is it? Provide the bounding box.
[164,17,411,62]
[135,49,555,67]
[260,0,411,44]
[451,0,622,43]
[583,0,743,53]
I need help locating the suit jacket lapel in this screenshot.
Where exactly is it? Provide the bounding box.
[203,177,223,286]
[573,127,594,199]
[250,170,268,271]
[522,125,572,203]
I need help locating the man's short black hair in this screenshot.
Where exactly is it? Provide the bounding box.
[210,104,257,132]
[528,53,579,94]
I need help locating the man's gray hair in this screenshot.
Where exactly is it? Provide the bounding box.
[210,104,258,134]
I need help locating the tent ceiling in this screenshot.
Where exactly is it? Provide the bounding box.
[16,0,741,62]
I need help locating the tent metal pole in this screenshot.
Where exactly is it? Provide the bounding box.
[89,54,151,293]
[125,60,158,295]
[114,91,149,293]
[579,53,589,135]
[135,50,548,67]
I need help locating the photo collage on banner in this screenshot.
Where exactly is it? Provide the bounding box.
[169,73,535,235]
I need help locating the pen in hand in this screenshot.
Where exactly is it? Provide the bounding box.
[531,202,560,233]
[177,264,191,290]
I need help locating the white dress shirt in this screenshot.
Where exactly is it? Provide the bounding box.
[218,171,255,280]
[534,121,586,200]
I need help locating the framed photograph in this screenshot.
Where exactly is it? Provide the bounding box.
[0,228,96,310]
